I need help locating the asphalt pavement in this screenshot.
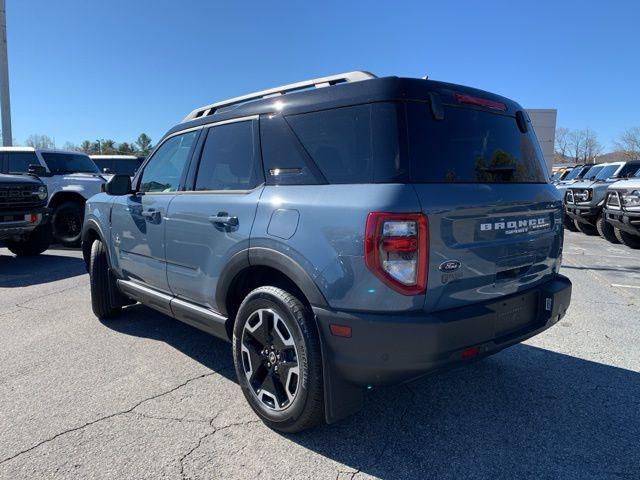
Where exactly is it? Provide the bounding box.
[0,231,638,479]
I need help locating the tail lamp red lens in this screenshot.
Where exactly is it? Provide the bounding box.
[461,347,480,359]
[364,213,428,295]
[455,93,506,111]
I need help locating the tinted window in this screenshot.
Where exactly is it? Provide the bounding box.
[7,152,40,173]
[407,103,547,183]
[112,158,142,176]
[618,163,640,178]
[286,103,405,184]
[194,121,259,191]
[92,158,113,173]
[41,153,99,174]
[595,165,619,180]
[140,131,197,193]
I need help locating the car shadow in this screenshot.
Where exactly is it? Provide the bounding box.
[102,304,639,479]
[0,248,86,287]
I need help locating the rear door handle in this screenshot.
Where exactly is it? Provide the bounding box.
[209,213,238,227]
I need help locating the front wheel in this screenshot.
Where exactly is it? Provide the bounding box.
[89,239,122,319]
[615,228,640,249]
[574,219,599,236]
[563,215,579,232]
[232,286,324,433]
[6,223,52,256]
[52,201,84,247]
[596,215,620,243]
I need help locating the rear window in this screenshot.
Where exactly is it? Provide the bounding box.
[286,103,405,184]
[407,103,547,183]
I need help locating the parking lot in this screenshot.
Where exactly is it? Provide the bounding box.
[0,231,638,479]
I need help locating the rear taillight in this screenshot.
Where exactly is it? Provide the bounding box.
[364,213,428,295]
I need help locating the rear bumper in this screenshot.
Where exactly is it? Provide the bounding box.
[603,208,640,236]
[0,207,51,242]
[314,274,571,387]
[564,204,600,224]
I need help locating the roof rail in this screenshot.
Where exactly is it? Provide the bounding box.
[182,71,377,122]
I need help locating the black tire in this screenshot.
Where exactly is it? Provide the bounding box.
[52,201,84,247]
[89,239,121,319]
[574,219,598,236]
[596,215,620,243]
[615,228,640,249]
[232,286,324,433]
[6,223,52,256]
[563,215,579,232]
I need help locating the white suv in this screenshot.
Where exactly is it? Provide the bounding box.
[0,147,105,246]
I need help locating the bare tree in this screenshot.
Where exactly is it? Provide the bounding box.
[581,128,602,164]
[615,127,640,161]
[62,141,80,151]
[567,129,586,163]
[554,127,570,160]
[25,134,54,149]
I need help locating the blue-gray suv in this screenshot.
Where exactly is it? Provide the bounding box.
[82,72,572,432]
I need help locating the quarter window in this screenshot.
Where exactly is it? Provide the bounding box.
[140,131,198,193]
[194,121,260,191]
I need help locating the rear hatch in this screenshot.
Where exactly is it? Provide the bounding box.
[404,96,563,313]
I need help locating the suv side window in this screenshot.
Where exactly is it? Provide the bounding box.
[7,152,40,173]
[140,131,198,193]
[194,120,261,191]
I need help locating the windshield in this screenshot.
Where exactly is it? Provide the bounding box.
[41,152,100,174]
[564,166,584,181]
[550,171,562,181]
[594,164,620,180]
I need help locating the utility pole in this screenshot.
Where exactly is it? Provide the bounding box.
[0,0,12,146]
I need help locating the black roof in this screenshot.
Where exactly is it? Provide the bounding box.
[164,76,524,140]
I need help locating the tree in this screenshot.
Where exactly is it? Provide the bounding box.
[101,139,117,155]
[135,133,153,156]
[615,127,640,161]
[25,134,54,149]
[567,129,586,163]
[581,128,602,164]
[80,140,93,153]
[61,141,80,151]
[554,127,570,160]
[118,142,135,155]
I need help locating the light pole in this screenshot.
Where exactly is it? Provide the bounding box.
[0,0,12,146]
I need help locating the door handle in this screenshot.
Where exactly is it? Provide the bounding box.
[209,213,238,227]
[141,209,159,220]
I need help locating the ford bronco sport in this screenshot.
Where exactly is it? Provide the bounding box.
[82,72,572,432]
[0,171,51,256]
[0,147,105,246]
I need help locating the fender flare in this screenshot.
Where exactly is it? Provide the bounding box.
[214,247,328,317]
[81,218,111,269]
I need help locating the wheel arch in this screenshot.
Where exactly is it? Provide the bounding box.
[48,190,87,209]
[81,219,109,271]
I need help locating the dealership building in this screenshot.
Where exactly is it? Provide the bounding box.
[526,109,557,173]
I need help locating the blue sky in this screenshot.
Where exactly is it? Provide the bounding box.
[6,0,640,150]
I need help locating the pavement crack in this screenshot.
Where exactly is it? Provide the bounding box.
[0,369,225,465]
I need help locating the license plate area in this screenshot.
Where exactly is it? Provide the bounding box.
[493,292,539,338]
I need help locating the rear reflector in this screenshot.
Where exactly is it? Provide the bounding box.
[455,93,506,111]
[461,347,480,359]
[329,324,352,338]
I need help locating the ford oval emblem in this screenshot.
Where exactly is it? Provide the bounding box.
[439,260,461,272]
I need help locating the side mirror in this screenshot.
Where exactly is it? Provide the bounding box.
[102,167,112,174]
[28,164,48,177]
[105,174,132,196]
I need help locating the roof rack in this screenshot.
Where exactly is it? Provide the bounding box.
[182,71,377,122]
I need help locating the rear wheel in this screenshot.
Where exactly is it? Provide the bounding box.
[6,223,52,256]
[232,286,324,433]
[52,201,84,247]
[615,228,640,249]
[574,219,598,236]
[89,239,122,319]
[563,215,579,232]
[596,215,620,243]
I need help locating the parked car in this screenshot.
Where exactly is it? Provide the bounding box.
[0,171,51,256]
[564,160,640,236]
[555,164,593,186]
[0,147,105,246]
[550,167,571,183]
[82,71,572,432]
[557,163,607,231]
[90,155,144,178]
[602,169,640,248]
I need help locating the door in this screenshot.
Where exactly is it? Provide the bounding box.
[165,118,263,311]
[110,130,199,293]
